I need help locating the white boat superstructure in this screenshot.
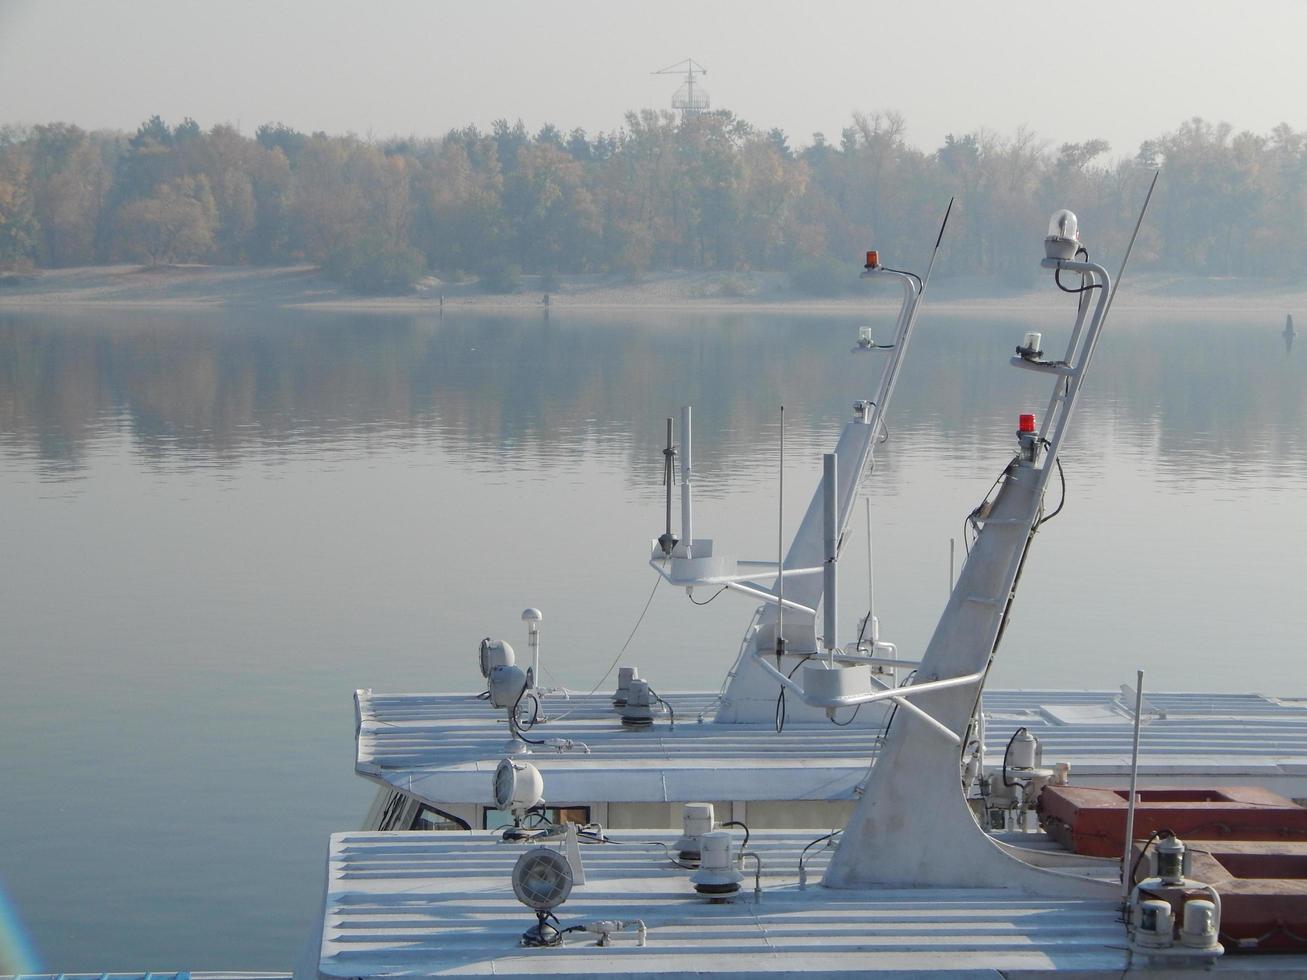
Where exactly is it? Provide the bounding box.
[349,200,1307,842]
[294,190,1307,977]
[355,688,1307,833]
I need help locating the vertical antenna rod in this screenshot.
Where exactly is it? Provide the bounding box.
[658,418,678,557]
[822,453,839,664]
[864,496,875,633]
[776,405,786,662]
[680,406,694,559]
[1121,668,1147,903]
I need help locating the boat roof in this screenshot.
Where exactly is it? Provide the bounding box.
[2,975,289,980]
[355,689,1307,804]
[312,829,1307,977]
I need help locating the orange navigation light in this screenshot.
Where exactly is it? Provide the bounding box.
[1018,414,1036,433]
[864,250,880,269]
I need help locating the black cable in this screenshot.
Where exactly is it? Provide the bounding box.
[877,669,916,744]
[963,457,1018,556]
[1127,828,1175,888]
[1001,726,1028,787]
[721,820,750,850]
[688,586,727,606]
[509,686,549,745]
[881,266,922,290]
[1038,447,1066,527]
[1055,248,1098,295]
[829,703,863,727]
[1055,265,1102,294]
[521,807,556,829]
[800,830,841,863]
[579,834,693,868]
[798,829,842,879]
[518,692,543,730]
[774,652,816,733]
[647,687,675,728]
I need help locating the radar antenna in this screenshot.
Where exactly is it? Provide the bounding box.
[653,58,710,120]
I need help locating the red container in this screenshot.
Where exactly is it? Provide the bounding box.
[1037,785,1307,858]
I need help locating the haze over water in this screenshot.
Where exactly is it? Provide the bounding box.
[1,305,1305,969]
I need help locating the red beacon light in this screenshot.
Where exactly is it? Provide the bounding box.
[864,250,880,269]
[1018,414,1036,433]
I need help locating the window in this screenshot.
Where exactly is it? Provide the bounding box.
[482,804,591,830]
[410,805,471,832]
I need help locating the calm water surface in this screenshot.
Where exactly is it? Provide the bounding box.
[1,306,1305,970]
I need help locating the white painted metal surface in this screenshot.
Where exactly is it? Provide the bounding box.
[355,688,1307,807]
[307,830,1307,978]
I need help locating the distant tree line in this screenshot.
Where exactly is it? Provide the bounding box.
[1,111,1305,292]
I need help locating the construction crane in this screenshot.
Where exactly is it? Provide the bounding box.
[653,58,710,120]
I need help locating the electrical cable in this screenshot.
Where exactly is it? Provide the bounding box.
[589,833,698,869]
[509,686,549,746]
[1055,246,1101,295]
[546,564,665,723]
[1038,446,1066,527]
[877,669,917,744]
[721,820,750,850]
[797,829,842,884]
[688,586,727,606]
[517,691,543,730]
[1127,828,1175,889]
[963,457,1017,556]
[881,265,922,290]
[1001,726,1028,787]
[647,686,675,728]
[829,703,863,727]
[774,652,816,732]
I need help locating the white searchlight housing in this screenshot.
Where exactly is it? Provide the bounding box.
[489,663,530,709]
[1044,209,1080,260]
[479,638,515,678]
[511,846,574,947]
[495,756,545,840]
[495,757,545,812]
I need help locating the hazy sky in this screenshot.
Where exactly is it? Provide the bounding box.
[3,0,1305,158]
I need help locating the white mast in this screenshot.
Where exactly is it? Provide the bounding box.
[824,180,1158,895]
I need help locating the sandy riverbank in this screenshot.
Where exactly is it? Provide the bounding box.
[1,263,1305,317]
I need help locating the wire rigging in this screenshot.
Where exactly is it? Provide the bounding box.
[545,564,665,724]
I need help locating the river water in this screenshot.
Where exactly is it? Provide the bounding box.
[1,304,1304,970]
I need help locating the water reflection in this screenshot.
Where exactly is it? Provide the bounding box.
[2,306,1305,971]
[1,309,1304,488]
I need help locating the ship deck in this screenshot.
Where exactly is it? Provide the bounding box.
[311,829,1307,977]
[355,689,1307,804]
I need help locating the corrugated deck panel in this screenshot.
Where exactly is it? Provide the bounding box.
[355,690,1307,804]
[318,830,1307,977]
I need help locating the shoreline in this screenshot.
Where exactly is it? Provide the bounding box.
[1,263,1304,317]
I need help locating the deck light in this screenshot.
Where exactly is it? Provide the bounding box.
[511,846,573,946]
[864,250,880,269]
[1018,414,1036,433]
[495,757,545,813]
[489,663,530,709]
[479,638,515,678]
[1044,209,1080,260]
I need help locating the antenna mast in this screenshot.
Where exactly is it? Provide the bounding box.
[653,58,710,121]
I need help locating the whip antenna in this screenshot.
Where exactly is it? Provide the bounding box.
[657,417,678,557]
[776,405,785,663]
[922,197,954,290]
[1104,170,1159,322]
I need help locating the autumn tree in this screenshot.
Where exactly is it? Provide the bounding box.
[115,175,217,265]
